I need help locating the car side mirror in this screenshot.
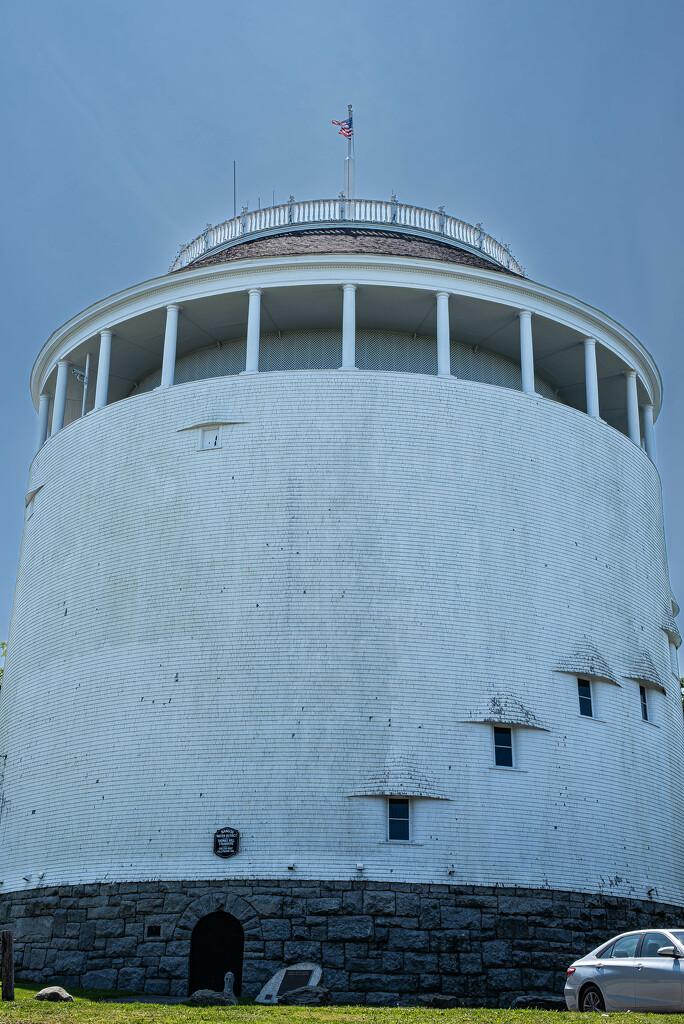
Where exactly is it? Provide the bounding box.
[657,946,681,958]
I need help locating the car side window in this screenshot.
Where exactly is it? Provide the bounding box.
[611,933,641,958]
[641,932,671,957]
[597,942,615,958]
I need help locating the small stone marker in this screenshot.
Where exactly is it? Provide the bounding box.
[255,963,321,1004]
[35,987,74,1002]
[185,970,237,1006]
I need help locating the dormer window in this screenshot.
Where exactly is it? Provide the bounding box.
[387,798,410,841]
[493,727,513,767]
[639,685,649,721]
[578,678,593,717]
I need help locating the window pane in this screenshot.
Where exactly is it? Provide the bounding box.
[578,680,593,717]
[597,942,615,959]
[641,932,671,957]
[494,727,513,767]
[200,427,221,449]
[388,799,410,841]
[640,686,648,721]
[389,799,409,819]
[612,933,640,958]
[388,817,410,841]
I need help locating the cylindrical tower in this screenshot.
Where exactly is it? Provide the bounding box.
[0,197,681,1005]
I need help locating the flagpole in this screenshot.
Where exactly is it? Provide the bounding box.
[344,103,355,202]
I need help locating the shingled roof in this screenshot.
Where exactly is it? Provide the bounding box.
[175,227,514,274]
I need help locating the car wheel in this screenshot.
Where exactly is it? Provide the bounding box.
[580,985,605,1012]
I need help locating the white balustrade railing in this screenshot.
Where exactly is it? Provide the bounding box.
[170,199,525,276]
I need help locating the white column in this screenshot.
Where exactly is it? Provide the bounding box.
[625,370,640,444]
[341,284,356,369]
[52,360,70,434]
[519,310,535,395]
[243,289,261,373]
[436,291,451,377]
[94,330,112,410]
[34,394,51,453]
[642,404,657,464]
[160,305,180,388]
[584,338,600,419]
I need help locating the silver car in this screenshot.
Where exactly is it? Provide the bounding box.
[565,929,684,1012]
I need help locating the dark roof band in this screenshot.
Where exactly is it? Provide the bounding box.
[176,227,514,274]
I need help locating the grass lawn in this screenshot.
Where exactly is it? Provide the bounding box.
[1,986,683,1024]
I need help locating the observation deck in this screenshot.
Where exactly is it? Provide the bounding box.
[170,197,525,276]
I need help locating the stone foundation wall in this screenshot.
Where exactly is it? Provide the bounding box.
[1,880,681,1006]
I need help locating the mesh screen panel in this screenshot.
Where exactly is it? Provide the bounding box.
[125,329,560,402]
[356,330,437,374]
[133,337,246,395]
[260,331,341,371]
[451,342,558,400]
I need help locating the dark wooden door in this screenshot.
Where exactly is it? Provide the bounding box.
[188,911,244,996]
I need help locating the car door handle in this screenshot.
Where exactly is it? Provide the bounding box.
[596,964,603,970]
[636,964,643,970]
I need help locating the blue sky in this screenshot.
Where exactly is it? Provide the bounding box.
[1,0,682,634]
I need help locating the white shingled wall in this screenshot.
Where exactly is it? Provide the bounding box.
[0,370,681,902]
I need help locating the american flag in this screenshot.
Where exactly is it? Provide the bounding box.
[332,116,353,139]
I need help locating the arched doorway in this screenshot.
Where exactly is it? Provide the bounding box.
[188,911,244,996]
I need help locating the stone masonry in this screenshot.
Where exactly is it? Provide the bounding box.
[1,880,682,1006]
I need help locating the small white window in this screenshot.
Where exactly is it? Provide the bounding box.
[26,496,35,519]
[639,685,649,722]
[493,726,514,767]
[199,426,221,450]
[670,641,680,678]
[387,798,410,841]
[578,678,593,717]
